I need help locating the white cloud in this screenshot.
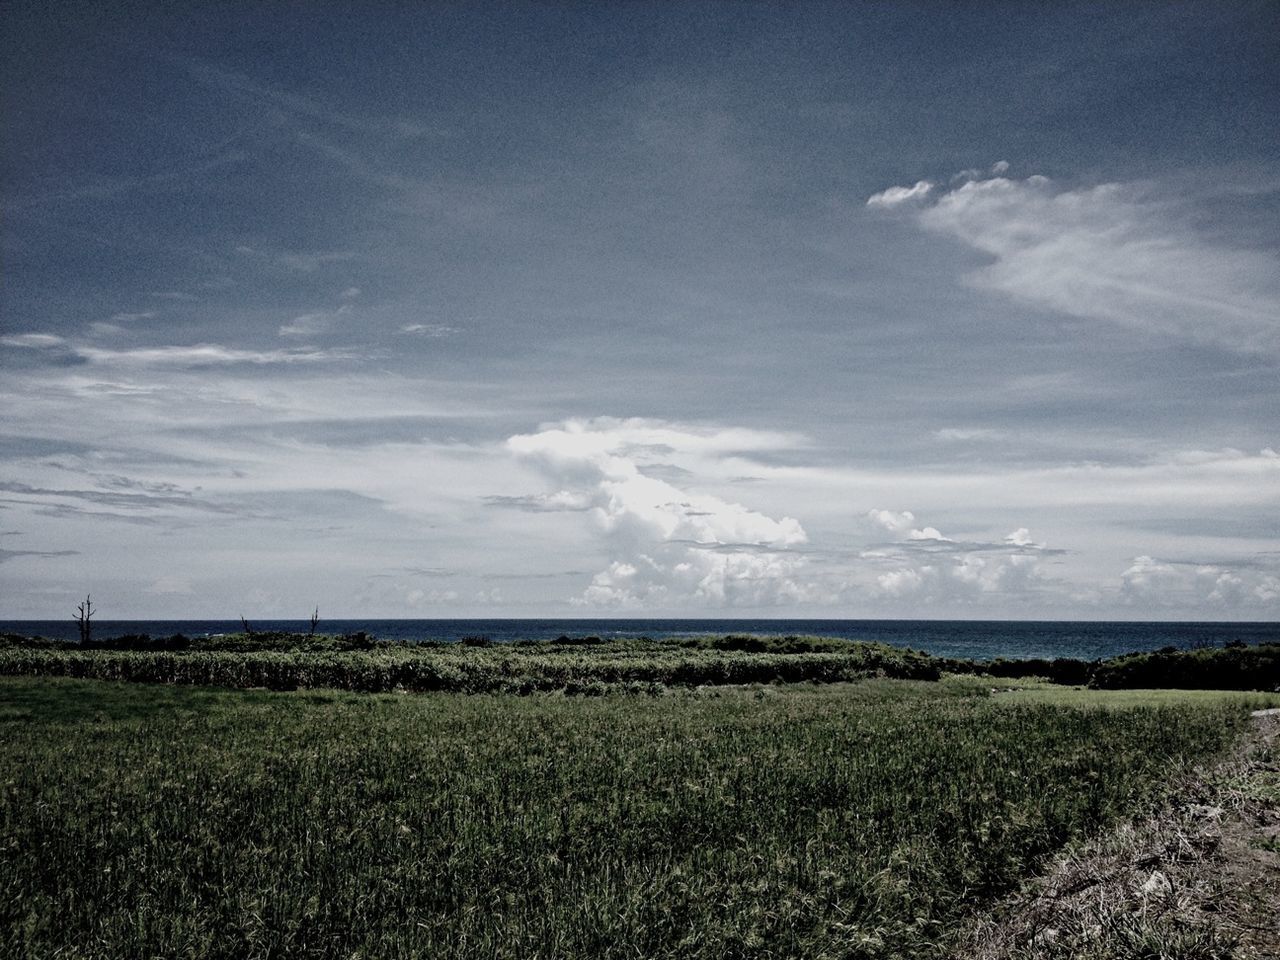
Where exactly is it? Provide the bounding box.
[867,508,915,532]
[1004,527,1035,547]
[406,587,460,606]
[399,323,459,336]
[508,418,810,607]
[908,526,951,542]
[1,333,66,349]
[1120,555,1279,610]
[935,427,1005,441]
[870,170,1280,354]
[876,568,923,597]
[863,512,1060,606]
[279,305,352,338]
[866,179,934,208]
[872,550,1049,603]
[575,550,811,609]
[76,344,349,366]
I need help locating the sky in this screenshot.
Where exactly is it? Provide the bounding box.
[2,1,1278,620]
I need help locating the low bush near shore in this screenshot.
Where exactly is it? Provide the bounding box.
[1089,642,1280,690]
[0,639,941,693]
[0,632,1275,694]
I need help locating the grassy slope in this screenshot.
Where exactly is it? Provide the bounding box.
[2,677,1276,959]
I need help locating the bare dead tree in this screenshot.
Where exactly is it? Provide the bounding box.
[240,615,254,636]
[309,607,319,636]
[74,594,94,644]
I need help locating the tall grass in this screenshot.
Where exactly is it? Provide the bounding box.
[0,636,943,694]
[1,632,1275,694]
[0,676,1262,959]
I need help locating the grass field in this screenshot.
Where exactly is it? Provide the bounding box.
[2,676,1276,959]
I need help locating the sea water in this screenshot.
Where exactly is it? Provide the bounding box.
[2,618,1276,662]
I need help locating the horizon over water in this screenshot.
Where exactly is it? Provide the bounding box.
[2,618,1276,662]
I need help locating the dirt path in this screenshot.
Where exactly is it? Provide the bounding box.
[952,710,1280,959]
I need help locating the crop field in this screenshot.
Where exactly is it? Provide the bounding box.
[2,676,1276,959]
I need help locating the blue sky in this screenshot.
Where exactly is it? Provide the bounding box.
[2,1,1278,619]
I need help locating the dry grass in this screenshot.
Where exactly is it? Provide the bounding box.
[952,712,1280,959]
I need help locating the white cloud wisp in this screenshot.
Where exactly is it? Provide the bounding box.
[869,170,1280,355]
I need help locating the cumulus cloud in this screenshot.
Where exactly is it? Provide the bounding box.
[863,509,1059,605]
[1004,527,1036,547]
[1120,554,1280,609]
[872,551,1049,604]
[868,169,1280,354]
[908,526,952,542]
[506,418,810,607]
[866,508,915,532]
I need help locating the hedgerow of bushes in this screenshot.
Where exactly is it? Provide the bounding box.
[0,638,942,694]
[0,632,1275,693]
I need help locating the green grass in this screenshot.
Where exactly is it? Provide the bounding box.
[0,635,945,694]
[3,632,1277,696]
[5,632,1277,696]
[994,684,1280,709]
[0,676,1268,959]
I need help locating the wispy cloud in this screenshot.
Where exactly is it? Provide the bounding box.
[866,180,933,208]
[187,61,443,140]
[869,169,1280,354]
[3,150,248,212]
[279,305,352,338]
[0,480,240,515]
[399,323,459,337]
[78,344,352,366]
[1,333,66,349]
[234,244,358,274]
[0,532,79,565]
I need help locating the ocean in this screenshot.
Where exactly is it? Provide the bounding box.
[1,618,1276,662]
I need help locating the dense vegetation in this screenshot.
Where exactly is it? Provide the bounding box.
[1,631,1276,694]
[1088,641,1280,690]
[0,634,944,694]
[2,676,1273,959]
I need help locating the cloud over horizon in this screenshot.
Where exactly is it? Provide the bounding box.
[1,3,1277,619]
[507,419,810,608]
